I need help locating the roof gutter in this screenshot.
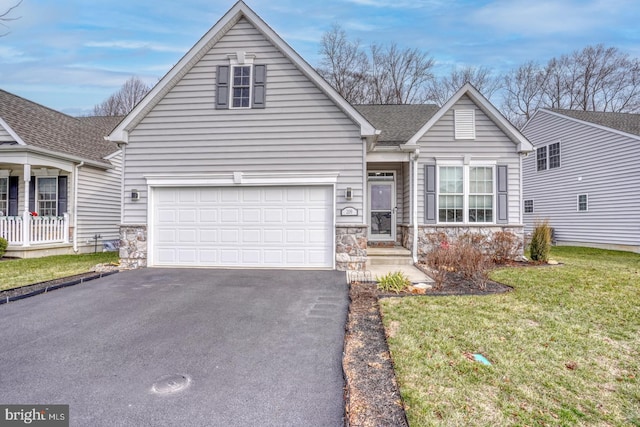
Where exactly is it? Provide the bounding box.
[0,145,113,170]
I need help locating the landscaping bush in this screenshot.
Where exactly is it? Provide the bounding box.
[376,271,411,294]
[530,220,552,262]
[425,241,455,290]
[0,237,7,258]
[488,230,523,264]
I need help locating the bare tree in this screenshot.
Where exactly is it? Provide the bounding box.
[427,66,500,106]
[317,24,370,104]
[318,24,434,104]
[1,0,22,37]
[369,42,434,104]
[502,44,640,127]
[501,61,549,127]
[93,76,151,116]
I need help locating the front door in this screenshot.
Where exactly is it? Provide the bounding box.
[368,172,396,241]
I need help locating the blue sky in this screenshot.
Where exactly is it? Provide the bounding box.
[2,0,639,115]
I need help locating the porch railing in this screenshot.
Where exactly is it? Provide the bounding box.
[0,213,70,246]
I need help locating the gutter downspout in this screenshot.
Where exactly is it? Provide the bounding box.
[412,148,420,264]
[73,161,85,252]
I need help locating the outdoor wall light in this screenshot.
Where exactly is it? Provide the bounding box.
[345,187,353,200]
[131,189,140,201]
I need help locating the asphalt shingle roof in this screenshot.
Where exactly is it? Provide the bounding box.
[354,104,440,144]
[0,89,121,165]
[549,108,640,137]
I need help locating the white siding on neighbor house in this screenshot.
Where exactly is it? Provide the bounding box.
[522,111,640,249]
[122,18,365,225]
[76,153,122,248]
[417,96,523,224]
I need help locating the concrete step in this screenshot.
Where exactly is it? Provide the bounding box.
[367,246,413,267]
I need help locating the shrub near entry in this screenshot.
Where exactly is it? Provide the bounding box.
[375,271,411,293]
[530,220,552,262]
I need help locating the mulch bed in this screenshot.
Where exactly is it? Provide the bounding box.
[343,269,515,426]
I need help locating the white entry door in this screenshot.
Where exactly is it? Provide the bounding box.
[368,173,396,241]
[150,186,334,268]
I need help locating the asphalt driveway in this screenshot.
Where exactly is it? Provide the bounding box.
[0,269,349,426]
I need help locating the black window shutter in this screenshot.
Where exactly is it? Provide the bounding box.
[216,65,230,109]
[253,64,266,109]
[58,176,68,215]
[425,164,437,224]
[496,165,508,224]
[8,176,19,216]
[29,178,35,213]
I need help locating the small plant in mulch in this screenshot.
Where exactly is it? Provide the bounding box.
[375,271,411,294]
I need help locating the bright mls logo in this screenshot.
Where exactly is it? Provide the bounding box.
[0,405,68,426]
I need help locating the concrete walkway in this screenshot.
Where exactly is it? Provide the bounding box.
[366,263,433,283]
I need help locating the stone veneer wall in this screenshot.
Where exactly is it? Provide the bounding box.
[417,225,525,261]
[119,224,148,269]
[400,225,525,262]
[335,225,368,271]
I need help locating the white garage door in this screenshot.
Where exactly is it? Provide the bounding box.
[151,186,334,268]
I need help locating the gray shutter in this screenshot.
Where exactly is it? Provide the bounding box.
[253,64,266,109]
[496,165,508,224]
[29,178,35,213]
[58,176,68,215]
[216,65,230,109]
[425,164,437,224]
[8,176,18,216]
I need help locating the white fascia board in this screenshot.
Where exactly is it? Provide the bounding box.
[144,171,340,187]
[367,151,411,162]
[0,118,27,145]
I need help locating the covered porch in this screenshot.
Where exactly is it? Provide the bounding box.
[1,150,75,257]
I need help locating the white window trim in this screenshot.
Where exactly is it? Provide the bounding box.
[0,177,8,216]
[435,161,496,224]
[577,194,588,212]
[36,176,58,217]
[524,199,534,214]
[229,65,253,110]
[536,141,561,171]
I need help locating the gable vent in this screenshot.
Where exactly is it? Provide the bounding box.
[454,109,475,139]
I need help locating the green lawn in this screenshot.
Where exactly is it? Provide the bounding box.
[0,252,119,291]
[380,246,640,426]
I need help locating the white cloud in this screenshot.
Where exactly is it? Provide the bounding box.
[84,40,187,53]
[0,46,36,63]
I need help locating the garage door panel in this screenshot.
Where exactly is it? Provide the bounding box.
[152,186,333,268]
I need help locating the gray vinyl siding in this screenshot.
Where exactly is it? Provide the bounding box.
[417,96,522,225]
[0,128,14,142]
[76,153,122,246]
[522,111,640,249]
[122,18,364,224]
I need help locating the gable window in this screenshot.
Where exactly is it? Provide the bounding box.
[0,177,7,216]
[37,177,57,216]
[437,164,495,223]
[216,53,266,110]
[231,65,252,108]
[537,142,560,171]
[524,199,534,213]
[454,110,475,139]
[577,194,588,212]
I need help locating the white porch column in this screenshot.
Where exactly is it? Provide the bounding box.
[63,213,70,243]
[22,164,31,247]
[412,149,420,264]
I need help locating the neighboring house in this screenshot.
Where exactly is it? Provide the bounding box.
[522,108,640,253]
[110,1,533,270]
[0,89,123,258]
